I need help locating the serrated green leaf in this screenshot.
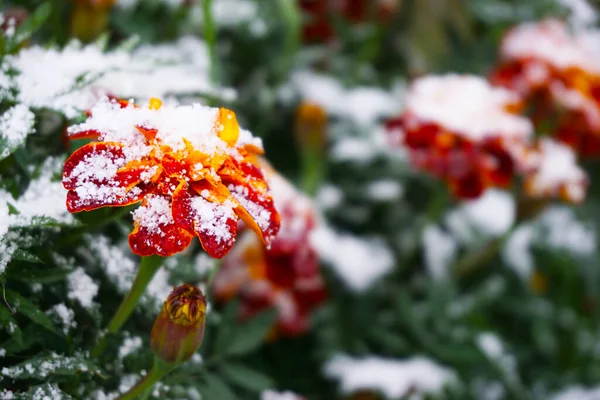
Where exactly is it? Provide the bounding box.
[201,372,237,400]
[223,309,277,357]
[219,363,275,393]
[12,383,73,400]
[5,289,57,333]
[0,304,22,345]
[12,2,52,47]
[1,352,100,381]
[11,249,44,264]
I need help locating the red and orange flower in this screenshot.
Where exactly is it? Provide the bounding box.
[212,163,326,336]
[62,97,280,258]
[490,19,600,157]
[386,74,532,199]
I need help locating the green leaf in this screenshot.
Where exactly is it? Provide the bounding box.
[219,363,275,393]
[1,352,101,381]
[13,2,52,47]
[201,372,237,400]
[11,249,45,264]
[0,304,22,345]
[11,383,73,400]
[6,265,72,284]
[5,289,57,333]
[223,309,277,357]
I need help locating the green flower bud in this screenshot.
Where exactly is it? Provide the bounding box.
[150,284,207,365]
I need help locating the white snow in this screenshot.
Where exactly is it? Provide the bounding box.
[310,226,394,291]
[552,385,600,400]
[540,207,596,255]
[67,268,98,309]
[366,180,404,202]
[316,184,343,210]
[502,19,600,74]
[423,224,458,281]
[87,236,136,293]
[324,354,456,399]
[286,70,403,126]
[502,224,536,278]
[261,390,303,400]
[404,74,532,141]
[47,304,77,335]
[525,138,587,203]
[118,336,143,359]
[0,104,35,159]
[559,0,597,28]
[0,37,225,118]
[452,189,516,239]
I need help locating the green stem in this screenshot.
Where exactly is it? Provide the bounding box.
[202,0,218,84]
[118,358,174,400]
[91,256,164,358]
[301,148,324,198]
[277,0,300,83]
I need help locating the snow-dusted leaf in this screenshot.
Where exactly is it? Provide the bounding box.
[5,289,57,333]
[1,352,100,381]
[0,105,35,161]
[11,249,44,264]
[10,383,73,400]
[5,265,72,284]
[0,304,23,345]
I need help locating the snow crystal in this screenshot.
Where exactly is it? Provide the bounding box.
[189,196,236,244]
[194,253,215,277]
[366,179,403,202]
[1,352,90,380]
[552,385,600,400]
[132,195,175,236]
[331,137,380,163]
[0,389,13,399]
[405,74,532,141]
[0,349,5,357]
[423,225,457,281]
[228,184,273,239]
[261,390,303,400]
[87,236,136,292]
[324,354,456,398]
[310,226,394,291]
[118,374,139,394]
[67,268,98,309]
[47,303,77,335]
[118,336,143,359]
[0,104,35,159]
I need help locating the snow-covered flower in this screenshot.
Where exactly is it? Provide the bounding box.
[386,74,532,199]
[522,138,588,203]
[491,19,600,157]
[213,163,326,336]
[62,97,280,258]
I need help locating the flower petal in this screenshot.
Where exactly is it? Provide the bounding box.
[129,194,193,257]
[172,182,238,259]
[63,142,156,212]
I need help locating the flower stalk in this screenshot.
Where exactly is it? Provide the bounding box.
[91,255,164,358]
[117,357,174,400]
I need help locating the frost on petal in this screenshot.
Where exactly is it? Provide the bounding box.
[129,194,193,257]
[62,142,151,211]
[172,182,238,258]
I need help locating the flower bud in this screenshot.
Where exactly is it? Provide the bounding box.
[150,284,207,365]
[295,102,327,153]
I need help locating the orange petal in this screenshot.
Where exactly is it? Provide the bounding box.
[216,108,240,146]
[172,182,238,259]
[128,194,193,257]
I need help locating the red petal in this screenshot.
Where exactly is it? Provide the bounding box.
[68,129,101,141]
[128,194,193,257]
[63,142,157,212]
[172,182,239,259]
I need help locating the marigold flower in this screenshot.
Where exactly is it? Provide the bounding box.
[212,162,326,336]
[150,284,206,364]
[386,74,532,199]
[522,138,588,204]
[62,97,280,258]
[491,19,600,157]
